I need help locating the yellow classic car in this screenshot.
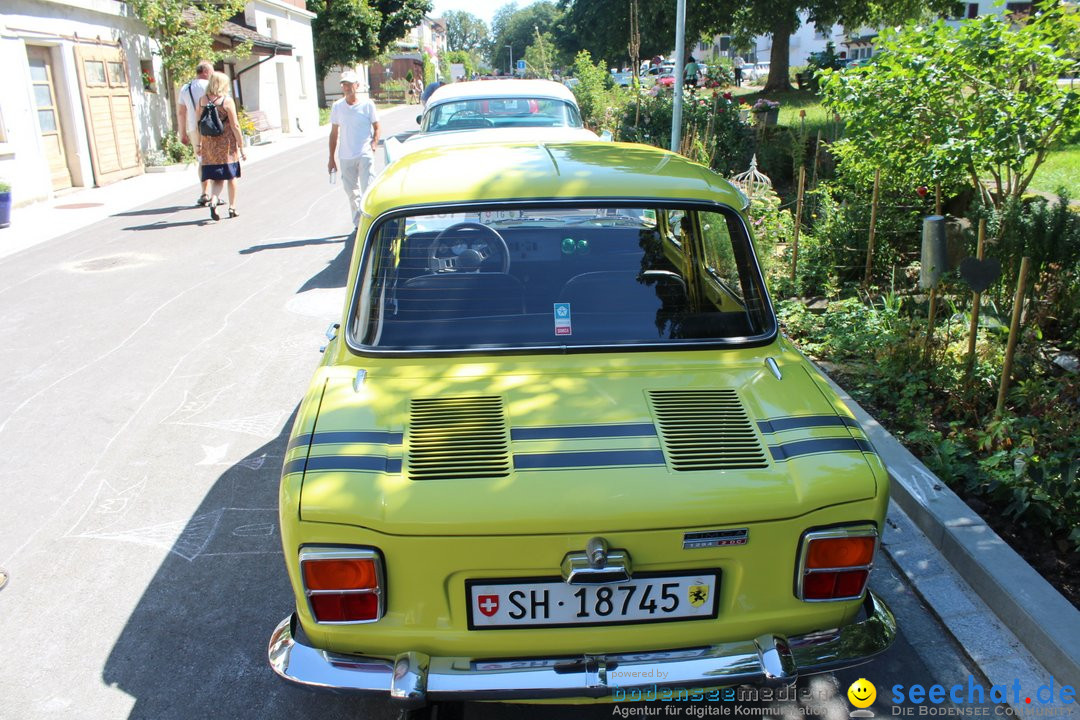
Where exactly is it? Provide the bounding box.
[268,141,896,715]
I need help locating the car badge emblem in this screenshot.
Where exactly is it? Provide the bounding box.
[688,583,709,607]
[477,594,500,617]
[683,528,749,549]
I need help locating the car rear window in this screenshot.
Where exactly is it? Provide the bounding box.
[422,99,584,132]
[349,204,775,352]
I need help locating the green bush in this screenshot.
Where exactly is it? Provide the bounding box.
[778,295,1080,552]
[569,50,620,132]
[618,90,750,176]
[161,131,195,164]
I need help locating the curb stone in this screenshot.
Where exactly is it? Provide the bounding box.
[815,368,1080,694]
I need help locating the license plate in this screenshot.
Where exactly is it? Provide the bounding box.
[466,572,720,629]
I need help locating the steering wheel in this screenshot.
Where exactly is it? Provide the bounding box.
[428,223,510,273]
[446,110,494,127]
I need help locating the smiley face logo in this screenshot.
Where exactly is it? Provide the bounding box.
[848,678,877,708]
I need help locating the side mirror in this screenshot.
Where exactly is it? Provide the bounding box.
[416,115,422,125]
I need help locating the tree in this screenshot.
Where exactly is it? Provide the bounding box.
[128,0,249,79]
[308,0,380,83]
[372,0,434,55]
[523,30,559,78]
[490,1,565,72]
[307,0,431,83]
[444,49,479,80]
[560,0,724,71]
[444,10,489,52]
[720,0,958,92]
[820,4,1080,210]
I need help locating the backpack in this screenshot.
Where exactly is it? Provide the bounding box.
[198,99,224,137]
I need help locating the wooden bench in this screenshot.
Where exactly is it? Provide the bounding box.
[247,110,277,144]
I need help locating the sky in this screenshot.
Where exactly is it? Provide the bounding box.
[430,0,515,28]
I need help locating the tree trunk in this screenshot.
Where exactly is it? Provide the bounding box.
[763,20,794,93]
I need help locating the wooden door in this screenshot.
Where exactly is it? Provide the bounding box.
[26,46,73,191]
[74,44,142,185]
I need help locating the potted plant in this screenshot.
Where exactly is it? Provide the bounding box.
[0,181,10,228]
[751,98,780,126]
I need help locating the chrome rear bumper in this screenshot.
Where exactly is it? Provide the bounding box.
[268,591,895,704]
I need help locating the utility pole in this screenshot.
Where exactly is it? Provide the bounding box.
[671,0,686,152]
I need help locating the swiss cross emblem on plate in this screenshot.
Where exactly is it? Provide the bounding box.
[477,594,500,617]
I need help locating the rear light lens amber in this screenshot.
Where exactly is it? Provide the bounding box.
[303,558,378,591]
[806,537,875,569]
[797,528,876,601]
[299,549,383,623]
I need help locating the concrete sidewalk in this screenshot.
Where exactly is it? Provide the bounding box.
[0,123,332,262]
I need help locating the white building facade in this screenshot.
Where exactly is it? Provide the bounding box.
[0,0,319,207]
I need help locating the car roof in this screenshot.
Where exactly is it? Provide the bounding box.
[426,79,579,108]
[364,141,745,217]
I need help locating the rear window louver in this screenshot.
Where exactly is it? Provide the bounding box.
[648,390,769,471]
[407,397,510,480]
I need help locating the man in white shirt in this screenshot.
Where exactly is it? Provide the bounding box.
[178,60,213,206]
[328,70,380,225]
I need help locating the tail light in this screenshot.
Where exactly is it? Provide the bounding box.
[299,548,384,623]
[796,527,877,601]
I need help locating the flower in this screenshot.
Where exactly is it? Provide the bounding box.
[722,92,733,100]
[751,98,780,112]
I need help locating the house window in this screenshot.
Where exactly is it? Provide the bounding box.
[967,3,979,17]
[297,56,308,98]
[1005,2,1031,12]
[139,59,157,93]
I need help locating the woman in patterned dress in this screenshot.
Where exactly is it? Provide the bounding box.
[194,71,246,220]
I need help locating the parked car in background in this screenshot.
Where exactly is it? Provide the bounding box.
[641,63,676,88]
[268,138,897,717]
[384,79,600,164]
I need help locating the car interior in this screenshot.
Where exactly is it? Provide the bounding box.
[352,207,774,351]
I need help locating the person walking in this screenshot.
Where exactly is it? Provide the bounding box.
[177,60,213,206]
[194,71,245,221]
[328,71,380,226]
[684,57,700,91]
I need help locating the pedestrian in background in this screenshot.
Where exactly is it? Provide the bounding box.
[194,71,246,221]
[684,57,700,91]
[178,60,213,207]
[328,71,380,226]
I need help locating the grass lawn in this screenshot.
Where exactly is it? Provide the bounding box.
[1029,144,1079,199]
[728,87,838,136]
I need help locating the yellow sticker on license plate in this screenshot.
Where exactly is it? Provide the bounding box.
[467,572,720,629]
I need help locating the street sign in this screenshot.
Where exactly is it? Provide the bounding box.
[516,59,526,71]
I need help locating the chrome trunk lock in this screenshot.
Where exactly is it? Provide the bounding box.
[561,537,632,585]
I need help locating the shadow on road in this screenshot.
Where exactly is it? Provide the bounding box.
[122,218,217,231]
[238,234,349,256]
[101,409,399,719]
[297,232,355,292]
[112,206,195,217]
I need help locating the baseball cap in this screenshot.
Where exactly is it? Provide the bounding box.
[340,70,359,84]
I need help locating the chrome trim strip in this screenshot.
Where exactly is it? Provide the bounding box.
[766,357,783,380]
[268,591,896,701]
[795,526,880,602]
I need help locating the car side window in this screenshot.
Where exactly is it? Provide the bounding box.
[699,213,743,301]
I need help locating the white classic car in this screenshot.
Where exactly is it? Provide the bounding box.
[384,79,607,164]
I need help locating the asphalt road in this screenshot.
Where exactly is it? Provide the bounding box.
[0,107,1000,720]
